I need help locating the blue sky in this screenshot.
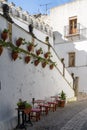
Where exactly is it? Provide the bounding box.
[8,0,72,14]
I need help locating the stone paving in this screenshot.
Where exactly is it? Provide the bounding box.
[15,100,87,130]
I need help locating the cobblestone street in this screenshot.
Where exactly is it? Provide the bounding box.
[15,100,87,130]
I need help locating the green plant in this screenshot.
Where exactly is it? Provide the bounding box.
[2,29,9,33]
[59,90,66,100]
[17,99,32,109]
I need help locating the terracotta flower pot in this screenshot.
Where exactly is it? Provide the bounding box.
[36,50,41,56]
[36,48,43,56]
[12,51,18,61]
[25,56,31,64]
[1,32,8,41]
[49,64,54,70]
[27,44,34,52]
[44,52,50,59]
[34,60,40,66]
[42,62,47,68]
[58,100,65,107]
[16,38,23,47]
[0,46,3,56]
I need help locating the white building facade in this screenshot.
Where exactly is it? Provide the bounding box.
[0,1,75,130]
[49,0,87,93]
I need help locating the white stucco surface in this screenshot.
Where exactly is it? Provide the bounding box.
[49,0,87,93]
[0,15,74,130]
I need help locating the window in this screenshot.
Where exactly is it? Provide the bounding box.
[68,52,75,67]
[69,16,77,34]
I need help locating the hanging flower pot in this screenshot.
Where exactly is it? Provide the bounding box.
[25,56,31,64]
[16,37,23,47]
[1,29,8,41]
[49,62,56,70]
[27,42,37,52]
[11,51,18,61]
[49,64,54,70]
[0,45,3,56]
[36,47,43,56]
[34,59,40,66]
[27,43,34,52]
[42,61,47,68]
[44,52,51,59]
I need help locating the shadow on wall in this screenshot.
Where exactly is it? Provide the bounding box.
[53,31,65,44]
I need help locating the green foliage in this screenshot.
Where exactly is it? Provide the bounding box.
[17,100,32,109]
[3,29,9,33]
[59,90,66,100]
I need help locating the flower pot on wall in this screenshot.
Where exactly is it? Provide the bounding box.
[0,45,3,56]
[25,56,31,64]
[44,52,51,59]
[12,51,18,61]
[49,64,54,70]
[42,62,47,68]
[16,38,23,47]
[34,60,40,66]
[36,48,43,56]
[27,44,34,52]
[1,29,8,41]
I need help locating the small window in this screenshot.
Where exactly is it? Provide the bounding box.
[68,52,75,67]
[69,16,77,34]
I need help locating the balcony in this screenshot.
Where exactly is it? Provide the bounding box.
[64,23,87,40]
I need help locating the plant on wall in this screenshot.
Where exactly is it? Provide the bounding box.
[27,42,37,52]
[44,51,52,59]
[36,47,43,56]
[24,55,31,64]
[34,57,43,66]
[42,60,48,68]
[11,50,19,61]
[49,62,57,70]
[0,32,57,70]
[16,37,25,47]
[1,28,9,41]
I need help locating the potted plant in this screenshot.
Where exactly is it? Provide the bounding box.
[49,62,56,70]
[58,90,66,107]
[42,60,48,68]
[12,51,18,61]
[27,42,37,52]
[1,29,9,41]
[36,47,43,56]
[17,99,32,109]
[24,55,31,64]
[44,51,51,59]
[0,45,3,56]
[34,57,43,66]
[16,37,24,47]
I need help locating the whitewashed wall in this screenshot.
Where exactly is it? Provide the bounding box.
[0,15,74,130]
[50,0,87,43]
[55,41,87,93]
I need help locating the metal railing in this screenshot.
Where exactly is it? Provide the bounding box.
[64,23,80,37]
